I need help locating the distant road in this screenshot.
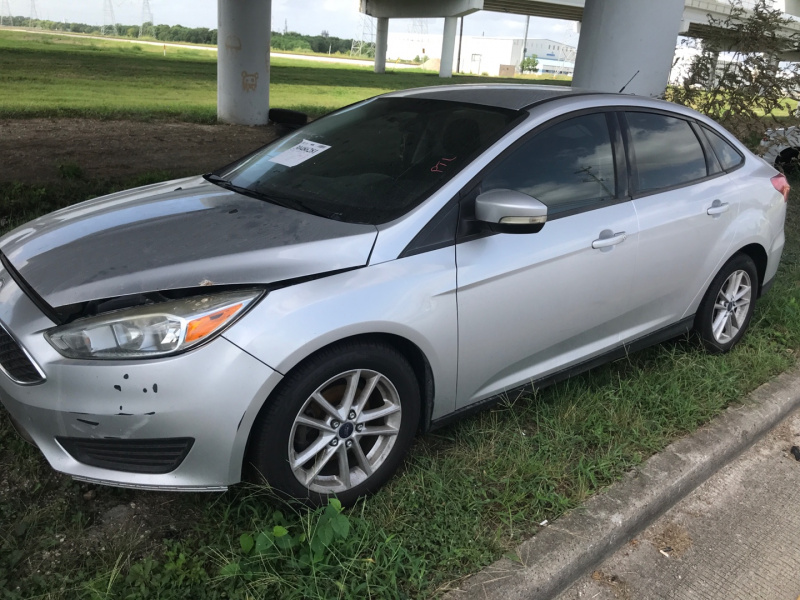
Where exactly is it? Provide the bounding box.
[0,26,420,69]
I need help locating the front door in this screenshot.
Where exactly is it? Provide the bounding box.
[455,111,638,407]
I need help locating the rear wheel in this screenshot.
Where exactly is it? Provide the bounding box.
[247,341,420,506]
[696,254,758,353]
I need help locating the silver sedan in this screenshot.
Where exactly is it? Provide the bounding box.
[0,85,787,505]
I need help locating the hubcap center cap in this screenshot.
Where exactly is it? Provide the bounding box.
[338,422,355,439]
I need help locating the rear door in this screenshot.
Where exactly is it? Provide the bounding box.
[620,111,741,342]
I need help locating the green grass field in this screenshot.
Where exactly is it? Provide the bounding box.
[2,29,800,600]
[0,29,567,122]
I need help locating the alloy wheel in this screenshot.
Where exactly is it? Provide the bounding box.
[710,269,752,344]
[288,369,402,493]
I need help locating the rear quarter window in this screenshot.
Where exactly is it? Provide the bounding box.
[701,125,744,171]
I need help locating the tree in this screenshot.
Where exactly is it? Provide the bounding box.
[520,55,539,73]
[665,0,800,142]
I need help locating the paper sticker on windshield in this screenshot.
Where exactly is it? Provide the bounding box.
[269,139,331,167]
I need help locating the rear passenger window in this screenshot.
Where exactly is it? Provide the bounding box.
[626,112,707,193]
[702,125,744,171]
[483,113,616,216]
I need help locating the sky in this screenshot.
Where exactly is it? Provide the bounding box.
[18,0,580,45]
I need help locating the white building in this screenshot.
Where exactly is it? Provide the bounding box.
[386,33,575,77]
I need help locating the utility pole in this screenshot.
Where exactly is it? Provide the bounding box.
[102,0,118,36]
[457,16,464,73]
[0,0,12,26]
[139,0,153,38]
[29,0,38,27]
[521,14,530,71]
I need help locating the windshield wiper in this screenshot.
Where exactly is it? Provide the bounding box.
[203,173,242,193]
[204,173,290,207]
[262,192,339,220]
[203,174,336,219]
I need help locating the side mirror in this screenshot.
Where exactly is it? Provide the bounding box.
[475,189,548,234]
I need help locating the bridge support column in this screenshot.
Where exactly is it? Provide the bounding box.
[572,0,684,97]
[217,0,271,125]
[439,16,458,77]
[374,17,389,74]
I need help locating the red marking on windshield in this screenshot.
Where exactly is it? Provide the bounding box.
[431,156,457,173]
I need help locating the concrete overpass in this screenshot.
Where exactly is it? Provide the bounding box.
[216,0,800,125]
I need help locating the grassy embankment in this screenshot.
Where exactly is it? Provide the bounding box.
[0,29,569,123]
[2,30,800,600]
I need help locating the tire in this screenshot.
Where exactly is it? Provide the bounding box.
[696,254,758,354]
[246,341,421,507]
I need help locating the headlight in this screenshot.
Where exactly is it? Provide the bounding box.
[46,290,262,359]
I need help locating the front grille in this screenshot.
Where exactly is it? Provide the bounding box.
[0,322,45,385]
[57,437,195,474]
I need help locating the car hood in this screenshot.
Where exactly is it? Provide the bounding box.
[0,177,378,308]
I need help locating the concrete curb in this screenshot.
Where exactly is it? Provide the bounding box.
[445,365,800,600]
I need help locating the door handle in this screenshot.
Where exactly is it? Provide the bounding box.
[707,200,730,216]
[592,232,627,249]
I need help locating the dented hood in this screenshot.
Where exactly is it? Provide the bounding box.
[0,177,378,308]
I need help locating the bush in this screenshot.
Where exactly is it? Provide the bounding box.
[666,0,800,141]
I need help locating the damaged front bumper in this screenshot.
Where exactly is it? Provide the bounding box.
[0,265,282,491]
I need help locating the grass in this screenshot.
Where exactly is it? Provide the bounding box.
[3,30,800,600]
[0,29,569,122]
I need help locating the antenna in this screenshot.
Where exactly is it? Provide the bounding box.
[350,13,375,57]
[102,0,118,36]
[618,70,640,93]
[1,0,12,26]
[139,0,153,38]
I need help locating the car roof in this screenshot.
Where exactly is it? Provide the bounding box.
[384,84,602,111]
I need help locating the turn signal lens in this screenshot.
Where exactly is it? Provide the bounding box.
[186,304,243,343]
[771,173,790,202]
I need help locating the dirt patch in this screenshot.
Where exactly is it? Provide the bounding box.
[0,118,277,184]
[649,521,693,559]
[590,569,632,599]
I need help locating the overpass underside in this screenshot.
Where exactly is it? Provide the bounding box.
[216,0,800,125]
[481,0,582,20]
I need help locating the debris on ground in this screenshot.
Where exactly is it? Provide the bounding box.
[790,445,800,461]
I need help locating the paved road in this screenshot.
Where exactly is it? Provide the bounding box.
[558,407,800,600]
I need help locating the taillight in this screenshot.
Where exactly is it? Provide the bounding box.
[771,173,790,202]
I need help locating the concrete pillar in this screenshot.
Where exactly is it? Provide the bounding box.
[217,0,271,125]
[572,0,684,97]
[374,17,389,74]
[439,16,458,78]
[708,51,720,88]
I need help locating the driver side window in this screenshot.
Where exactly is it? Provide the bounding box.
[482,113,617,217]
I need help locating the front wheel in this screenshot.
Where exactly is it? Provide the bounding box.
[696,254,758,354]
[246,341,420,507]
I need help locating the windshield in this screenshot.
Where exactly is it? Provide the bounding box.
[216,97,521,224]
